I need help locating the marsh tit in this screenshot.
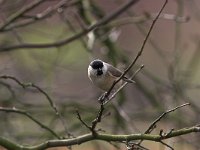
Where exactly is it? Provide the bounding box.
[88,59,135,91]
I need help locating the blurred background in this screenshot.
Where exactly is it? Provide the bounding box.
[0,0,200,149]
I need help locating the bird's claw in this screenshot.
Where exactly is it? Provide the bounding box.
[98,92,109,104]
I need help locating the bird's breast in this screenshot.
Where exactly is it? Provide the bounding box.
[90,73,122,91]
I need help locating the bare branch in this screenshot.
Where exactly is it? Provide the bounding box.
[0,75,70,137]
[160,141,174,150]
[144,103,190,135]
[92,0,168,135]
[108,13,189,28]
[0,75,58,114]
[125,141,149,150]
[91,104,104,132]
[117,0,168,83]
[76,104,105,135]
[0,0,139,52]
[0,107,60,139]
[138,103,190,145]
[104,64,144,105]
[75,109,93,132]
[2,0,77,31]
[0,0,46,31]
[99,0,168,103]
[0,125,199,150]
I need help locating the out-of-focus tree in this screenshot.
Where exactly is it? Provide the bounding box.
[0,0,200,150]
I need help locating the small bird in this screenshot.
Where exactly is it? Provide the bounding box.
[88,59,135,91]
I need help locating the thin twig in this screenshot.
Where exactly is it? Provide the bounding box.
[76,104,105,135]
[31,83,60,114]
[2,0,75,31]
[93,0,168,134]
[104,64,144,105]
[0,75,58,113]
[59,8,90,52]
[99,0,168,102]
[91,104,104,133]
[145,103,190,134]
[138,103,190,145]
[107,13,189,28]
[160,141,174,150]
[75,110,92,132]
[0,107,60,139]
[125,141,149,150]
[0,75,70,137]
[0,0,46,31]
[0,0,139,52]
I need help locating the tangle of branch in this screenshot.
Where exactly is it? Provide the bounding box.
[0,107,60,139]
[0,0,139,52]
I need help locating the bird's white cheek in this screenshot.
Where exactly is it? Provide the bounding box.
[102,64,107,73]
[88,66,95,76]
[88,67,98,83]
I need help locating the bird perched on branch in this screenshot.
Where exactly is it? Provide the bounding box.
[88,59,135,91]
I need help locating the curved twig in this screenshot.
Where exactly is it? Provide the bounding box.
[0,107,60,139]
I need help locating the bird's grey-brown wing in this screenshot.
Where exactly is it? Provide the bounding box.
[106,63,123,77]
[106,63,135,83]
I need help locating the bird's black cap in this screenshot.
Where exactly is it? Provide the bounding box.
[90,59,103,69]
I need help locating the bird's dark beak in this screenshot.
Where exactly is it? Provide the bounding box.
[97,68,103,76]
